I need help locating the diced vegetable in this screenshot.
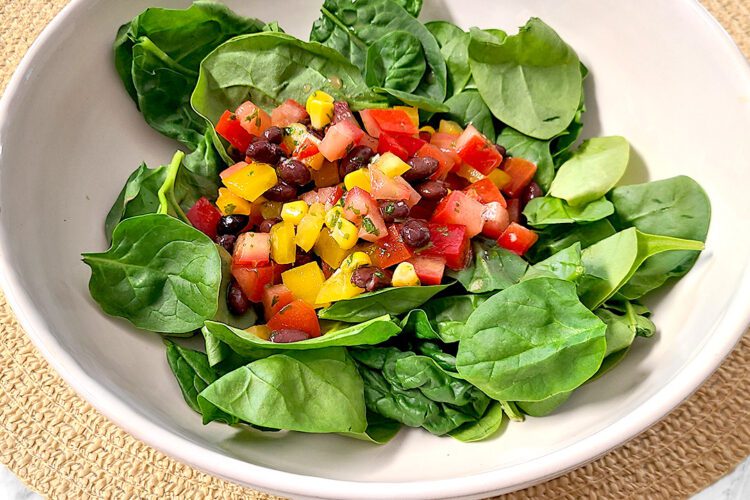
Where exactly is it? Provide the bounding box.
[502,157,538,197]
[488,168,512,190]
[438,119,463,135]
[360,108,419,137]
[280,201,309,225]
[315,268,364,305]
[465,178,507,207]
[372,152,411,178]
[369,167,421,207]
[258,199,283,219]
[233,232,271,267]
[455,164,486,184]
[408,255,446,285]
[216,188,253,216]
[415,143,455,180]
[481,201,511,239]
[340,252,372,273]
[365,224,413,268]
[231,264,274,303]
[295,212,325,252]
[317,186,344,209]
[392,262,420,287]
[390,133,427,157]
[186,197,222,241]
[419,223,470,270]
[306,90,334,129]
[455,124,503,174]
[271,99,308,127]
[394,105,419,127]
[235,100,271,136]
[222,162,278,202]
[497,222,539,256]
[430,132,458,150]
[310,159,340,187]
[344,168,372,192]
[281,262,326,307]
[318,120,364,161]
[377,132,409,161]
[262,284,295,321]
[431,191,486,237]
[216,110,253,152]
[314,229,352,268]
[270,221,296,264]
[219,161,247,180]
[342,187,387,242]
[267,299,321,337]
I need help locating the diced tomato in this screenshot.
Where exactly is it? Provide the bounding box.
[430,132,459,150]
[299,190,319,205]
[395,177,421,207]
[317,186,344,210]
[186,197,222,241]
[342,187,388,242]
[262,284,296,321]
[370,167,411,202]
[464,178,507,207]
[502,157,538,198]
[294,135,321,160]
[271,99,308,128]
[231,264,274,303]
[506,198,522,224]
[365,224,414,268]
[319,120,364,161]
[360,109,418,137]
[431,191,486,238]
[332,101,358,126]
[378,132,409,161]
[358,133,379,151]
[455,125,503,174]
[418,223,470,271]
[267,299,321,337]
[408,255,446,285]
[234,101,272,137]
[391,134,426,157]
[415,143,455,180]
[219,161,247,180]
[232,232,271,267]
[481,201,511,239]
[497,222,538,256]
[216,110,253,152]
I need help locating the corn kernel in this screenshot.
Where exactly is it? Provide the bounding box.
[295,213,324,251]
[282,262,326,307]
[306,90,335,129]
[341,252,372,273]
[392,262,420,287]
[223,162,277,202]
[281,200,309,225]
[439,120,463,135]
[419,125,436,135]
[308,202,326,218]
[270,221,296,265]
[325,206,345,229]
[373,152,411,178]
[314,229,352,268]
[344,168,372,192]
[395,106,419,128]
[216,188,252,216]
[488,168,512,189]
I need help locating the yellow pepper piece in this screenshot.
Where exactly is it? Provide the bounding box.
[281,200,309,225]
[315,268,364,305]
[282,123,308,152]
[325,207,358,249]
[439,119,463,135]
[373,152,411,178]
[270,221,296,265]
[314,229,352,268]
[308,202,326,218]
[245,325,271,341]
[395,106,419,128]
[392,262,420,287]
[488,168,512,189]
[419,125,436,135]
[344,168,372,192]
[259,200,283,219]
[302,152,325,171]
[223,162,278,202]
[340,251,372,273]
[295,213,324,251]
[306,90,335,129]
[216,188,252,216]
[455,163,486,184]
[282,262,326,307]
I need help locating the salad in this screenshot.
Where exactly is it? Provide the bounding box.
[83,1,711,442]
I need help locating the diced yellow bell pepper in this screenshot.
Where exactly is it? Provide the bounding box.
[315,268,365,305]
[488,168,512,190]
[245,325,271,341]
[302,152,325,171]
[270,221,296,264]
[259,200,283,219]
[392,262,420,287]
[282,123,308,152]
[373,152,411,178]
[311,160,340,187]
[306,90,335,129]
[419,125,436,135]
[340,252,372,273]
[216,188,252,216]
[455,163,486,184]
[439,120,463,136]
[308,202,326,218]
[344,168,372,192]
[325,207,358,250]
[395,106,419,128]
[282,262,326,307]
[281,200,309,225]
[295,213,324,251]
[314,229,352,268]
[223,162,278,202]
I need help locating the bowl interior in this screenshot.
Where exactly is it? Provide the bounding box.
[1,0,750,498]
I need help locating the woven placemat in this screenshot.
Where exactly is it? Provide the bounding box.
[1,0,749,498]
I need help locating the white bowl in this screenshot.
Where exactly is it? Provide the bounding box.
[1,0,749,498]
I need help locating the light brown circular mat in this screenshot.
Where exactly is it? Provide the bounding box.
[1,0,749,498]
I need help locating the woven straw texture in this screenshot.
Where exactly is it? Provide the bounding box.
[1,0,749,498]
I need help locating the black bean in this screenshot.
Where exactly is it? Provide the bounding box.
[339,145,375,177]
[277,158,312,187]
[227,280,249,315]
[216,234,237,254]
[403,156,439,183]
[246,140,283,164]
[400,219,431,248]
[217,214,249,236]
[495,144,507,157]
[378,200,410,223]
[295,248,314,266]
[258,218,281,233]
[263,182,297,202]
[270,329,311,343]
[520,181,544,209]
[262,126,284,144]
[227,146,246,163]
[416,180,448,201]
[350,266,392,292]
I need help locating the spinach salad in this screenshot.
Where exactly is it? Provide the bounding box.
[83,1,711,441]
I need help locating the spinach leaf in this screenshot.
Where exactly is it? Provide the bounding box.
[202,314,401,353]
[262,21,284,33]
[468,19,582,140]
[365,31,425,93]
[309,0,447,101]
[595,301,654,357]
[527,219,616,262]
[416,341,458,372]
[523,242,584,282]
[517,391,572,417]
[456,277,607,402]
[317,284,450,322]
[213,247,258,329]
[523,196,614,227]
[425,21,471,96]
[549,136,630,206]
[343,411,402,444]
[83,214,222,334]
[402,294,491,343]
[549,62,588,163]
[441,90,495,142]
[199,347,367,433]
[372,87,450,112]
[609,176,711,299]
[448,239,528,293]
[105,163,167,241]
[578,228,705,309]
[391,0,423,17]
[156,151,189,222]
[497,127,555,191]
[449,402,506,442]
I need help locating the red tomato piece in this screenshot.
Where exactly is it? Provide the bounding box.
[431,191,486,238]
[415,143,455,180]
[391,134,426,157]
[271,99,308,128]
[358,133,379,151]
[235,100,272,136]
[481,201,511,239]
[497,222,538,256]
[186,197,222,241]
[418,223,470,271]
[216,110,253,152]
[369,167,411,202]
[506,198,522,224]
[359,109,382,138]
[219,161,247,180]
[294,135,321,160]
[430,132,459,150]
[455,125,503,174]
[342,187,388,242]
[262,284,295,322]
[502,157,538,198]
[377,132,410,161]
[319,120,364,161]
[360,109,418,137]
[232,232,271,267]
[267,299,321,337]
[464,178,507,207]
[408,255,446,285]
[365,224,414,268]
[317,186,344,210]
[231,264,274,303]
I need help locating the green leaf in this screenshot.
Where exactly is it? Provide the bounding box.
[199,347,367,433]
[83,214,221,334]
[317,284,450,322]
[456,277,607,402]
[523,242,584,282]
[391,0,423,17]
[468,19,582,140]
[425,21,471,96]
[156,151,189,222]
[365,31,425,93]
[449,402,506,442]
[441,90,495,141]
[401,294,491,343]
[517,391,572,417]
[372,87,450,112]
[523,196,614,227]
[342,411,402,444]
[527,219,616,263]
[497,127,555,190]
[549,136,630,206]
[448,239,528,293]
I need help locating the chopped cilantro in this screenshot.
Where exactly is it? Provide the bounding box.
[362,217,379,235]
